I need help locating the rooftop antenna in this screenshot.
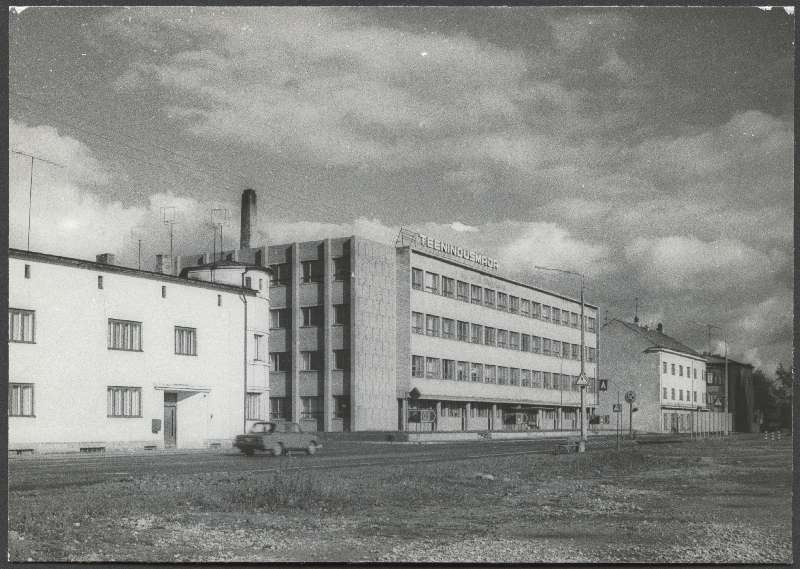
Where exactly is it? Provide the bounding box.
[633,297,639,324]
[11,149,65,251]
[129,227,144,271]
[212,208,231,263]
[161,206,177,269]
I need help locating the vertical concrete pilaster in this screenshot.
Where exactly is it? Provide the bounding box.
[464,402,471,431]
[435,401,442,431]
[400,398,408,431]
[491,404,497,430]
[322,239,333,432]
[557,407,563,431]
[290,243,301,423]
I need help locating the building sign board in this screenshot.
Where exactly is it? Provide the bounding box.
[415,232,499,271]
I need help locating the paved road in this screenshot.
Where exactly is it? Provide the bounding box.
[9,437,595,491]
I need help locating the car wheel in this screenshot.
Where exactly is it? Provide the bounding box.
[306,441,318,456]
[271,443,283,457]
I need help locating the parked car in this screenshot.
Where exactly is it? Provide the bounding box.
[234,421,321,456]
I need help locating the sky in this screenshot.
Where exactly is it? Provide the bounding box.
[8,6,794,375]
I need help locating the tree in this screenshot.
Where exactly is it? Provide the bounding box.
[752,364,793,429]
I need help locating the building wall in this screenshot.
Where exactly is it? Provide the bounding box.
[8,254,264,452]
[656,349,708,433]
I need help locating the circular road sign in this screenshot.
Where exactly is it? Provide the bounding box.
[624,390,636,403]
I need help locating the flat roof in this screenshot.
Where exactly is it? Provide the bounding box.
[9,248,258,295]
[405,247,599,310]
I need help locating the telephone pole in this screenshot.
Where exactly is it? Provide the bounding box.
[11,149,64,251]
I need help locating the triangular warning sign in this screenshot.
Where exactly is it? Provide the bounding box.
[575,373,589,387]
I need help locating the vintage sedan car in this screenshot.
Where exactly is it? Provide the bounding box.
[234,421,321,456]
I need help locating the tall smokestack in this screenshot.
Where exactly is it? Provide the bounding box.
[240,188,257,249]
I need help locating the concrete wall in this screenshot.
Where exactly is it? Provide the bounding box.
[9,254,263,452]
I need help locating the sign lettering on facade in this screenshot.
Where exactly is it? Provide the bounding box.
[416,232,499,271]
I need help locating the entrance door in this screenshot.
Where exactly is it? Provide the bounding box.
[164,392,177,448]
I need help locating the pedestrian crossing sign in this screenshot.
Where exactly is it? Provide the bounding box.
[598,379,608,391]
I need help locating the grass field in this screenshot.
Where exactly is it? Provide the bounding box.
[8,436,792,563]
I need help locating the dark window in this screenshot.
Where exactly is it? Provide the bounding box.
[97,275,104,289]
[301,351,322,371]
[270,263,290,286]
[334,349,349,370]
[471,285,482,304]
[302,306,324,326]
[441,318,455,339]
[333,256,350,280]
[334,304,349,325]
[412,312,424,334]
[442,277,455,298]
[161,285,167,298]
[270,309,289,329]
[457,281,469,302]
[412,355,424,377]
[24,264,30,279]
[302,260,323,283]
[412,268,423,290]
[270,397,288,420]
[270,352,291,372]
[334,396,349,419]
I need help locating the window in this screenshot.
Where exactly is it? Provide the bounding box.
[679,389,683,401]
[457,281,469,302]
[245,276,253,289]
[693,391,697,402]
[484,327,496,346]
[412,312,424,334]
[442,359,455,380]
[270,263,290,286]
[334,304,349,326]
[571,344,580,360]
[98,275,103,290]
[570,312,579,328]
[470,324,483,344]
[510,368,520,386]
[270,309,289,329]
[663,387,668,399]
[441,318,455,339]
[107,387,141,417]
[425,271,440,294]
[531,302,541,319]
[24,264,30,279]
[587,347,597,363]
[484,289,495,307]
[532,370,542,388]
[161,286,167,298]
[302,260,323,283]
[8,309,35,343]
[542,305,551,322]
[561,311,570,326]
[542,338,551,355]
[174,327,197,355]
[471,284,482,304]
[497,366,508,385]
[412,355,424,377]
[9,383,34,417]
[302,306,324,326]
[663,361,668,374]
[457,361,468,381]
[509,296,519,314]
[679,365,683,377]
[301,397,322,420]
[671,388,675,400]
[521,369,531,387]
[497,329,508,348]
[333,349,349,370]
[497,292,508,311]
[702,392,706,404]
[258,279,263,290]
[552,308,561,325]
[485,365,496,383]
[531,336,541,353]
[270,397,288,420]
[553,340,562,358]
[108,319,142,351]
[510,332,520,350]
[333,256,350,280]
[254,334,267,361]
[334,396,349,420]
[301,351,322,371]
[470,363,483,382]
[246,392,265,420]
[426,315,440,337]
[543,372,552,389]
[521,334,531,352]
[442,277,455,298]
[693,368,697,379]
[520,299,530,317]
[587,317,596,332]
[426,357,441,379]
[457,321,469,342]
[270,352,290,372]
[412,268,423,290]
[217,295,222,307]
[671,364,676,375]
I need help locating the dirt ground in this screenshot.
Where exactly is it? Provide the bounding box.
[8,436,792,563]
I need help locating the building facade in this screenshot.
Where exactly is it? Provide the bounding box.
[8,249,270,453]
[705,355,759,433]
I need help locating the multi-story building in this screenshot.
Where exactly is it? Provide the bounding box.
[8,249,270,453]
[705,355,759,433]
[597,318,732,434]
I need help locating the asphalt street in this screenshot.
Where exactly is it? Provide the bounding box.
[8,437,588,491]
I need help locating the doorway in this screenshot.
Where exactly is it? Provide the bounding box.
[164,392,177,448]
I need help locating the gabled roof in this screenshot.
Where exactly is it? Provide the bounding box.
[615,319,703,358]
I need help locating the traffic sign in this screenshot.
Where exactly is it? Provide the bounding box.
[624,390,636,403]
[598,379,608,391]
[575,373,589,387]
[612,403,622,413]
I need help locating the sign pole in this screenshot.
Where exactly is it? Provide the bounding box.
[616,390,621,451]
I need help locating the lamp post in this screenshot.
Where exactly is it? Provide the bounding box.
[535,266,588,452]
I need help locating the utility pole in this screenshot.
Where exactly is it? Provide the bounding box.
[11,149,64,251]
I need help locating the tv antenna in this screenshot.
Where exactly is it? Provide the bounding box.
[130,227,145,270]
[161,206,177,263]
[211,208,231,262]
[11,149,65,251]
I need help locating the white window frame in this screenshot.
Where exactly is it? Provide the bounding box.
[8,308,35,343]
[174,326,197,356]
[107,386,142,418]
[108,319,142,352]
[9,383,34,417]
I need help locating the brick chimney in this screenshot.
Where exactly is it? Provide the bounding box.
[96,253,116,265]
[240,188,257,249]
[155,254,174,275]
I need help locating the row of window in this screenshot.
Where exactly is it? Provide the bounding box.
[270,257,350,286]
[410,355,596,391]
[662,361,703,380]
[270,349,350,372]
[269,304,349,329]
[267,396,349,421]
[412,312,597,362]
[10,384,143,418]
[663,386,706,404]
[411,267,596,332]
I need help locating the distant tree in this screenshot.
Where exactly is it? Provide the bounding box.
[772,363,793,429]
[751,368,776,422]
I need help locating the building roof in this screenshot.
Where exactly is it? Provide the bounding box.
[9,248,258,295]
[615,319,703,358]
[705,354,754,368]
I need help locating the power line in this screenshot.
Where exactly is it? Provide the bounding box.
[10,149,65,251]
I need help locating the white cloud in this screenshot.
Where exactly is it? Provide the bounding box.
[450,222,478,233]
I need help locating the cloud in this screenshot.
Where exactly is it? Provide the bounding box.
[450,222,478,233]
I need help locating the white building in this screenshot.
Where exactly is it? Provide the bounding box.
[8,249,270,453]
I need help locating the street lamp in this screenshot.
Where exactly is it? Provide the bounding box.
[535,266,588,452]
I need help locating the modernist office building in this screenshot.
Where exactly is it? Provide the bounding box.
[8,249,270,453]
[179,191,601,433]
[706,355,759,433]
